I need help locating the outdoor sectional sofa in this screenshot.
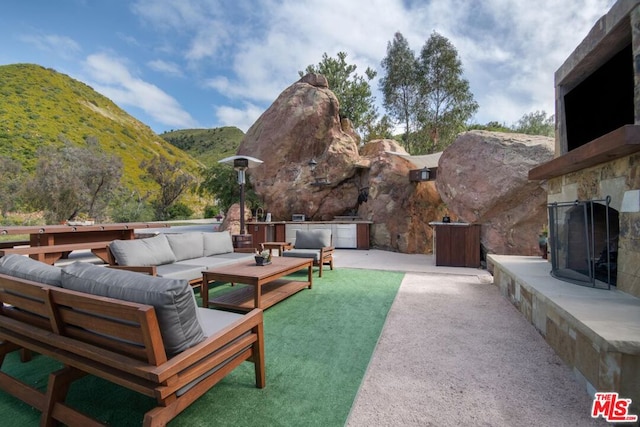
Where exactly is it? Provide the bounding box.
[106,231,256,288]
[0,253,265,426]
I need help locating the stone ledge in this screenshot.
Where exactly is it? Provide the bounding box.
[488,254,640,354]
[488,254,639,411]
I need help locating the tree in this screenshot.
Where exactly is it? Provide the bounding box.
[415,32,479,153]
[363,115,395,141]
[197,163,260,215]
[25,139,123,223]
[380,32,420,153]
[0,157,24,219]
[140,156,195,221]
[300,52,378,136]
[512,110,555,137]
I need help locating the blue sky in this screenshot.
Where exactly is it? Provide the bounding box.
[0,0,616,134]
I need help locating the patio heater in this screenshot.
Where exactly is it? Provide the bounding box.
[218,155,263,249]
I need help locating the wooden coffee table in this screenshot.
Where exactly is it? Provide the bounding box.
[201,257,313,311]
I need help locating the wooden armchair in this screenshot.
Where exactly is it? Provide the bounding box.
[282,229,334,277]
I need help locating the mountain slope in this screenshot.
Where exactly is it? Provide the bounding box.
[0,63,201,194]
[160,126,244,167]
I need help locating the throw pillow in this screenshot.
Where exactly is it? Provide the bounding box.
[0,253,62,286]
[61,262,205,356]
[108,234,177,266]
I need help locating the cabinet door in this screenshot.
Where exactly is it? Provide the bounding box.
[332,224,357,248]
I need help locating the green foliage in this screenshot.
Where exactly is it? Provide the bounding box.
[415,32,479,153]
[140,156,196,221]
[379,32,478,154]
[203,205,220,218]
[300,52,378,137]
[166,202,194,220]
[363,114,395,141]
[107,188,154,223]
[0,63,201,210]
[0,157,24,217]
[512,110,555,137]
[467,121,512,133]
[160,126,244,167]
[380,32,420,152]
[467,112,554,137]
[24,142,123,223]
[198,163,260,214]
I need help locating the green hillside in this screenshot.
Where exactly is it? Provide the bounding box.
[160,127,244,167]
[0,63,201,194]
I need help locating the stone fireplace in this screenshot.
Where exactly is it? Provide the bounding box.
[529,0,640,299]
[489,0,640,414]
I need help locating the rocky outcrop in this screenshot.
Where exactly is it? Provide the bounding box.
[238,74,362,221]
[358,140,447,253]
[435,130,554,256]
[232,74,447,254]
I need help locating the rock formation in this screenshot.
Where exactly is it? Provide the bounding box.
[435,130,554,256]
[358,139,447,253]
[238,73,362,221]
[234,74,446,254]
[231,75,553,256]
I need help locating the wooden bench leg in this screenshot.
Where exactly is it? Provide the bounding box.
[41,366,100,427]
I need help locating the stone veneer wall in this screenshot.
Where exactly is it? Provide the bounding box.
[546,152,640,298]
[489,256,640,417]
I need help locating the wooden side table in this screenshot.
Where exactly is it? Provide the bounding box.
[261,241,293,256]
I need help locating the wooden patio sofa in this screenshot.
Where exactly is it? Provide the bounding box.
[0,241,112,265]
[0,261,265,426]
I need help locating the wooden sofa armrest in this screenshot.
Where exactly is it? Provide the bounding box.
[152,308,265,385]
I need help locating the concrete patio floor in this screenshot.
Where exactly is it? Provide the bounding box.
[334,249,608,427]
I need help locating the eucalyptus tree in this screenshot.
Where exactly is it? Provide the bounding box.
[300,51,378,137]
[380,32,420,153]
[415,31,478,153]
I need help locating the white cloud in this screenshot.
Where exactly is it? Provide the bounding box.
[147,59,183,77]
[83,53,198,129]
[127,0,616,130]
[215,103,265,132]
[19,33,81,59]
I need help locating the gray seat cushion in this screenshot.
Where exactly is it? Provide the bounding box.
[294,229,332,248]
[156,263,205,282]
[0,254,62,286]
[178,256,245,270]
[282,248,321,262]
[203,231,234,256]
[109,234,177,266]
[61,262,205,356]
[165,233,205,261]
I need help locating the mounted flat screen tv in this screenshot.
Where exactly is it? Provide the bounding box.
[563,44,634,151]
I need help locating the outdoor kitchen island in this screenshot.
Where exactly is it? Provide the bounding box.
[246,220,371,250]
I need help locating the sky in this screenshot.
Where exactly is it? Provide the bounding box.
[0,0,617,135]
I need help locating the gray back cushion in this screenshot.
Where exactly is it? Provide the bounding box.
[166,233,204,261]
[295,229,332,249]
[61,262,205,356]
[109,234,177,266]
[203,231,234,256]
[0,254,62,286]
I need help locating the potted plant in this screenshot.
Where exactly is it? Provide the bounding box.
[254,248,272,266]
[538,228,548,259]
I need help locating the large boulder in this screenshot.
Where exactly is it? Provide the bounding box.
[435,130,554,256]
[238,74,361,221]
[358,139,447,253]
[234,74,447,254]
